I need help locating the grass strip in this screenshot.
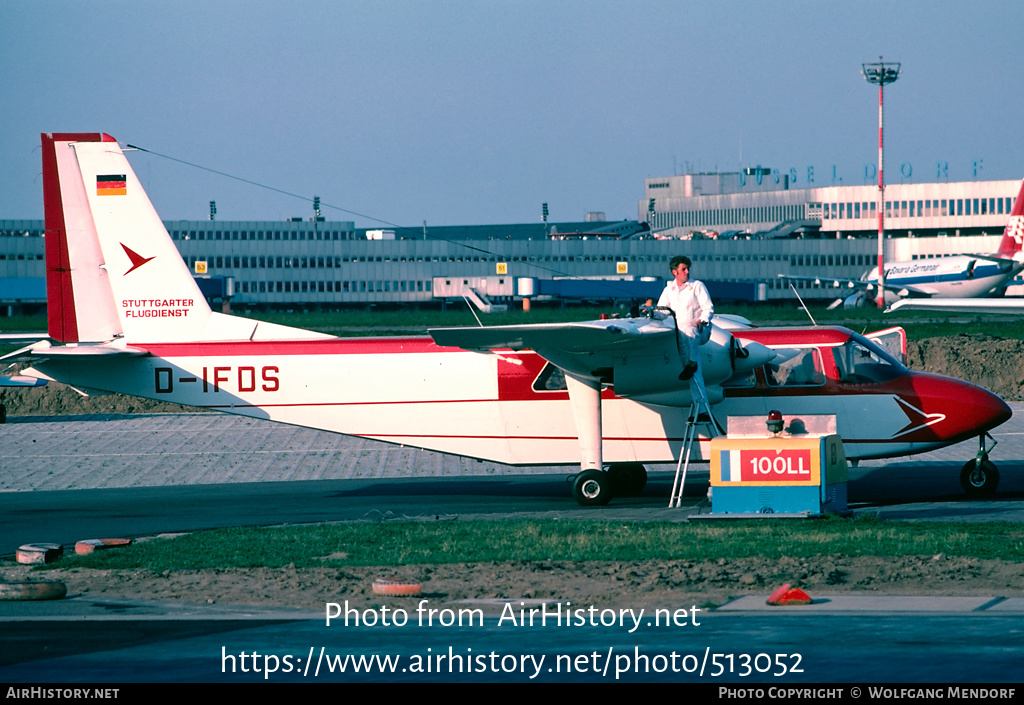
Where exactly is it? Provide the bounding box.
[48,517,1024,573]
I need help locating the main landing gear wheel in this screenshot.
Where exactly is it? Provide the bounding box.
[960,459,999,496]
[572,469,613,506]
[608,463,648,496]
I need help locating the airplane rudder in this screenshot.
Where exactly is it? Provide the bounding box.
[42,133,115,342]
[41,133,75,341]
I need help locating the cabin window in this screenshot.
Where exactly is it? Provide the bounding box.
[533,363,567,392]
[766,348,825,387]
[722,369,756,388]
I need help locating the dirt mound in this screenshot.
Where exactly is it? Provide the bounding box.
[1,382,194,416]
[908,335,1024,400]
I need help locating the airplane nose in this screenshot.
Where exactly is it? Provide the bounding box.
[914,374,1012,441]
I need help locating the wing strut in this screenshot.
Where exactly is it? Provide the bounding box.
[565,373,602,472]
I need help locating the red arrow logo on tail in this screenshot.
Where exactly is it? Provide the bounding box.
[121,243,155,275]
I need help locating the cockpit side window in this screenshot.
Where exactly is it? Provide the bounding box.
[766,348,826,387]
[834,338,906,384]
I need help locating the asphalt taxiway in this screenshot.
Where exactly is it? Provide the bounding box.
[1,596,1023,683]
[1,409,1023,683]
[2,408,1024,551]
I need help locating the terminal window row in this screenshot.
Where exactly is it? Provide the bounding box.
[170,229,354,241]
[183,254,684,269]
[825,196,1014,220]
[236,280,432,294]
[789,254,872,267]
[654,204,805,228]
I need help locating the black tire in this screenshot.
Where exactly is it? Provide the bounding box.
[572,469,613,506]
[960,459,999,496]
[608,463,648,496]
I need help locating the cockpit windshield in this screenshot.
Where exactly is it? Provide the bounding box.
[833,335,908,384]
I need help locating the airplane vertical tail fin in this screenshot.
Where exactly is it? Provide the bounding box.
[41,133,332,345]
[42,133,213,344]
[997,179,1024,257]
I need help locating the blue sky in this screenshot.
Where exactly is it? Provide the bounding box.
[2,1,1022,227]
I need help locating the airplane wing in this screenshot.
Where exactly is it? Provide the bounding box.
[886,298,1024,315]
[430,317,679,386]
[778,274,942,299]
[430,317,669,354]
[969,253,1021,265]
[777,274,863,290]
[431,313,775,408]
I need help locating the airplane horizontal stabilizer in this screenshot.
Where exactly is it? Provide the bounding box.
[34,343,151,357]
[0,375,47,388]
[2,339,150,363]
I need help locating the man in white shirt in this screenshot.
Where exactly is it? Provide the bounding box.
[656,256,714,402]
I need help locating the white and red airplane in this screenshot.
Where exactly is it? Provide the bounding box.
[1,133,1013,503]
[782,180,1024,308]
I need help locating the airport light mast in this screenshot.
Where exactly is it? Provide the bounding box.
[862,58,901,309]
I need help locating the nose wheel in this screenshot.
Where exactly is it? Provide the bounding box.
[960,433,999,496]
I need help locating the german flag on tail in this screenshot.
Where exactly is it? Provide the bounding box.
[96,174,126,196]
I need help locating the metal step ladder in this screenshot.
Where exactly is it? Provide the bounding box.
[668,391,718,508]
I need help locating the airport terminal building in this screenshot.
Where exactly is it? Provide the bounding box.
[643,171,1018,240]
[1,171,1020,314]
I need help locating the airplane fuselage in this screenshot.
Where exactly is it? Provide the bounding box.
[862,255,1022,298]
[27,326,1010,467]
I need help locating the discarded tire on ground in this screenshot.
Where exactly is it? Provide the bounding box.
[16,543,64,565]
[75,538,132,555]
[0,581,67,601]
[372,579,422,597]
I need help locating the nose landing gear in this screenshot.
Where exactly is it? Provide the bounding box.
[960,433,999,496]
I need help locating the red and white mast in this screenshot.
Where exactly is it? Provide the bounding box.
[862,58,901,309]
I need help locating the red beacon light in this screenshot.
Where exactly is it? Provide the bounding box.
[766,409,784,435]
